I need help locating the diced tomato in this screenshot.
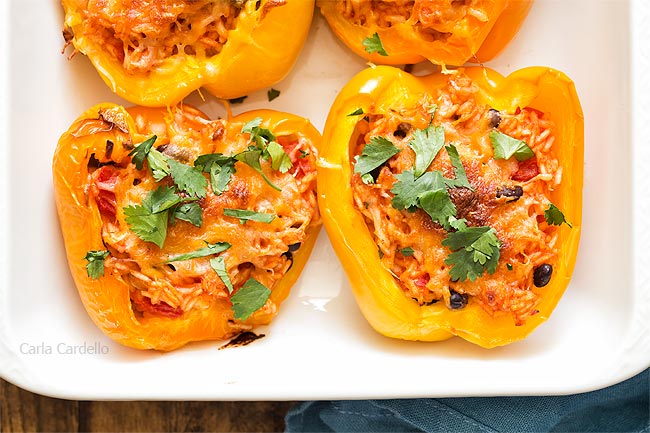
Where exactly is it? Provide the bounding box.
[511,158,539,182]
[415,273,430,287]
[94,166,118,219]
[277,136,314,178]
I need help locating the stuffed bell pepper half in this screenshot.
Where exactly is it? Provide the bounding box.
[53,103,321,350]
[318,65,583,348]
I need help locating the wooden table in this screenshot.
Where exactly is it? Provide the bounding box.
[1,379,295,432]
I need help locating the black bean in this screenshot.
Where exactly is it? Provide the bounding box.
[393,122,412,139]
[282,250,294,272]
[449,290,468,309]
[496,185,524,202]
[533,264,553,287]
[288,243,301,253]
[488,108,502,128]
[105,140,114,159]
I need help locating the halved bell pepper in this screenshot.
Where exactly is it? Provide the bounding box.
[318,65,583,347]
[318,0,533,66]
[53,103,321,350]
[61,0,314,106]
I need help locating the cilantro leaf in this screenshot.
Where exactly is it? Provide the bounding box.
[242,117,276,149]
[84,250,109,280]
[241,117,263,134]
[164,241,231,263]
[210,256,234,294]
[129,136,157,170]
[408,125,445,178]
[347,108,364,116]
[418,189,457,229]
[168,158,208,198]
[354,136,401,184]
[448,216,468,231]
[544,203,573,228]
[362,32,388,56]
[267,88,280,102]
[490,131,535,161]
[171,202,203,227]
[390,170,445,210]
[142,186,182,213]
[443,226,501,282]
[235,149,282,191]
[444,144,473,190]
[223,208,276,224]
[399,247,415,257]
[147,148,170,181]
[123,187,184,248]
[266,141,293,173]
[231,278,271,320]
[124,205,169,248]
[194,153,237,195]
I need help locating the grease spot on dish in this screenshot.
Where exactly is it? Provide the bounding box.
[219,332,265,349]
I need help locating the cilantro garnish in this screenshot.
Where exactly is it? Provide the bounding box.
[238,117,291,189]
[507,263,513,271]
[147,148,171,181]
[124,187,186,248]
[391,170,445,211]
[210,256,234,293]
[84,250,110,280]
[124,204,169,248]
[267,88,280,102]
[231,278,271,320]
[442,226,501,282]
[194,153,237,195]
[145,186,183,213]
[444,144,473,190]
[128,136,172,180]
[235,149,282,191]
[164,241,231,263]
[418,188,457,229]
[354,136,401,184]
[167,158,208,198]
[266,141,293,173]
[223,208,276,224]
[399,247,415,257]
[362,32,388,56]
[490,131,535,161]
[129,136,157,170]
[347,108,364,117]
[544,203,573,228]
[299,150,309,159]
[408,125,445,178]
[171,202,203,227]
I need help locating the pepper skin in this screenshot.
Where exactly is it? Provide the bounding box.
[318,0,533,66]
[53,103,321,350]
[317,66,583,348]
[61,0,314,106]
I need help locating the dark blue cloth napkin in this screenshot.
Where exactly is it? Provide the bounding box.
[286,369,649,432]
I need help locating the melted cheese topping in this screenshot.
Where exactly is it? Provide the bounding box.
[351,73,560,324]
[68,0,250,73]
[86,106,319,318]
[338,0,493,41]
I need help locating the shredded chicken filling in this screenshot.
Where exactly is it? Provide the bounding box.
[338,0,493,41]
[351,73,561,325]
[76,0,246,73]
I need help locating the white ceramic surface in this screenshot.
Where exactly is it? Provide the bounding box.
[0,0,648,400]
